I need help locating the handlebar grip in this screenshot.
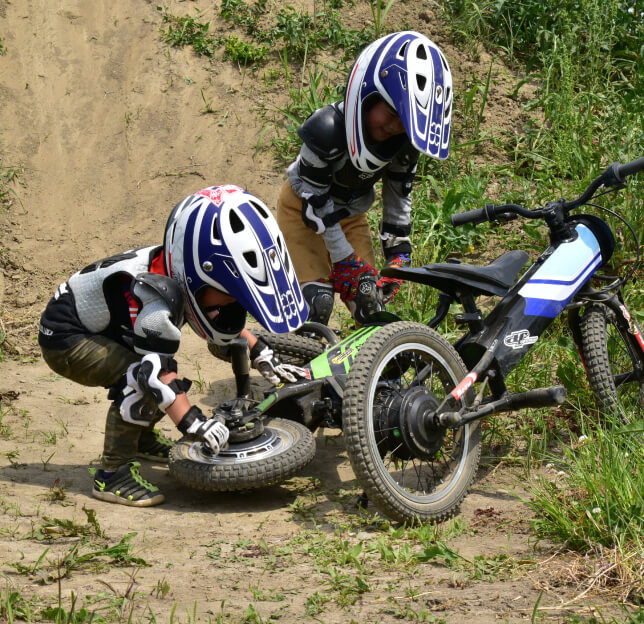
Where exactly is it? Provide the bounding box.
[617,157,644,180]
[451,207,487,226]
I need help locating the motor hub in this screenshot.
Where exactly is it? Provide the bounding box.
[374,384,445,460]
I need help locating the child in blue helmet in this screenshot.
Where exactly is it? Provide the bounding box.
[276,31,453,324]
[38,185,308,507]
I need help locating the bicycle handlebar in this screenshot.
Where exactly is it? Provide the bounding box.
[617,157,644,180]
[450,203,526,227]
[450,156,644,227]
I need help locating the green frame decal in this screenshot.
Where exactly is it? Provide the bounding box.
[309,326,382,379]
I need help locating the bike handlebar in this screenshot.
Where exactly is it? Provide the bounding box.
[450,156,644,227]
[617,157,644,180]
[450,203,526,226]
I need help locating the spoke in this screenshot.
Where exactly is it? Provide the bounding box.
[413,361,435,386]
[409,458,425,491]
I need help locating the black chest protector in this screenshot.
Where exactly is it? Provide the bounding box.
[297,102,416,205]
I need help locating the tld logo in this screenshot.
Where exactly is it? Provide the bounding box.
[503,329,538,350]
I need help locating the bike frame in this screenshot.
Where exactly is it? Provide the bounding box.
[433,222,644,422]
[450,221,606,400]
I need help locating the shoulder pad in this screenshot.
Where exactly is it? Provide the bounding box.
[297,102,346,161]
[132,273,184,326]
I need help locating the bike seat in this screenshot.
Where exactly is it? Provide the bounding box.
[381,250,530,298]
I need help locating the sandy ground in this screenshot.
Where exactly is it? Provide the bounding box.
[0,1,617,622]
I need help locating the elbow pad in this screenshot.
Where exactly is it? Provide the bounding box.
[132,274,183,356]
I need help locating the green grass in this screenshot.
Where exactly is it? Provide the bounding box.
[0,163,22,212]
[158,1,375,67]
[525,414,644,601]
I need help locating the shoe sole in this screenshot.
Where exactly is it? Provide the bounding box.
[92,489,165,507]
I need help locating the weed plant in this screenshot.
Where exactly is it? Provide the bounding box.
[159,1,373,67]
[525,414,644,596]
[0,162,22,213]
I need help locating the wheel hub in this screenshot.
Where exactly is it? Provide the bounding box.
[398,386,445,459]
[375,384,445,461]
[187,426,287,465]
[228,418,265,443]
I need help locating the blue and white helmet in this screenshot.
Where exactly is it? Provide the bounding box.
[345,31,453,172]
[164,185,308,344]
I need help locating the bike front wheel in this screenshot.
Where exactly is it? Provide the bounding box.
[169,418,316,491]
[580,304,644,424]
[343,321,481,524]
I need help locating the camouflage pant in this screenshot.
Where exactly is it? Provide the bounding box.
[41,336,163,470]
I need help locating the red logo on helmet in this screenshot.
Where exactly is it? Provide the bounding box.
[196,185,243,207]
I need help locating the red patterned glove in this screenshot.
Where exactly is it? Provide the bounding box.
[377,253,411,303]
[329,253,379,302]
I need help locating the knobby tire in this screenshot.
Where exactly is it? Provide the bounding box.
[580,303,644,425]
[169,418,316,491]
[343,321,481,524]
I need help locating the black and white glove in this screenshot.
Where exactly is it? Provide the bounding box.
[177,406,229,455]
[250,339,308,385]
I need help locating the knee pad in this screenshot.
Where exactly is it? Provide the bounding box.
[302,282,334,325]
[117,354,192,427]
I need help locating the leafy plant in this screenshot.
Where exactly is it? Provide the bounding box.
[0,163,23,211]
[0,588,36,622]
[157,8,216,57]
[370,0,397,38]
[223,36,268,65]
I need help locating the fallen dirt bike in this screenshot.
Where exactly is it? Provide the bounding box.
[169,158,644,524]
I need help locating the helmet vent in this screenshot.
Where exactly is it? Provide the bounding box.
[229,211,245,233]
[397,41,408,59]
[243,251,258,268]
[212,215,221,241]
[250,200,269,220]
[439,51,448,69]
[416,45,428,60]
[416,75,427,91]
[444,87,452,117]
[224,260,239,278]
[399,73,407,90]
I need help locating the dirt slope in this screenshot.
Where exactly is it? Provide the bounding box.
[0,1,610,622]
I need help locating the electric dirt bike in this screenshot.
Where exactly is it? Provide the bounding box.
[169,158,644,524]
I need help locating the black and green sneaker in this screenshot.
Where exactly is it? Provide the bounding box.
[91,461,165,507]
[137,428,174,463]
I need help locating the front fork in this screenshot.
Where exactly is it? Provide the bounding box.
[568,287,644,367]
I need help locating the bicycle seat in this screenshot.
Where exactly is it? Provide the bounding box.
[381,250,530,297]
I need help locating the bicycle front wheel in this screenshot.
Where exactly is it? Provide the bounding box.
[580,304,644,424]
[343,322,481,524]
[169,418,315,491]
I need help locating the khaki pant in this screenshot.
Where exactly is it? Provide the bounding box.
[276,180,376,284]
[41,336,161,470]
